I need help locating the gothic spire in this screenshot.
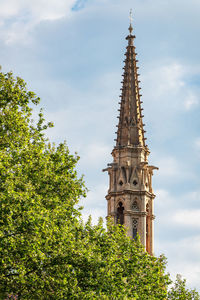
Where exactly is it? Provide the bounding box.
[104,15,157,255]
[116,15,146,149]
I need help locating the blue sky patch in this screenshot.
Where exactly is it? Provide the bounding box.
[72,0,89,11]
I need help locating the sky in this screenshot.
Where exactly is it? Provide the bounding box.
[1,0,200,291]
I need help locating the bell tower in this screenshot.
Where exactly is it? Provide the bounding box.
[103,15,158,255]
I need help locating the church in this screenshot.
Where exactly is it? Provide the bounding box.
[103,17,158,255]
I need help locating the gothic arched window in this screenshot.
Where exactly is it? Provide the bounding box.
[117,201,124,225]
[133,218,138,239]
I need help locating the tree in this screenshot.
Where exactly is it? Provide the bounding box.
[68,218,170,299]
[0,72,86,298]
[167,275,200,300]
[0,71,199,299]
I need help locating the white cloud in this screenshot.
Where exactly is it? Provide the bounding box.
[155,187,200,219]
[143,62,200,113]
[0,0,76,44]
[154,188,200,233]
[151,190,200,290]
[155,189,174,208]
[81,143,111,168]
[142,63,185,99]
[184,92,199,110]
[0,0,20,19]
[0,0,75,20]
[159,63,185,93]
[182,190,200,206]
[159,156,179,176]
[156,235,200,289]
[172,209,200,228]
[155,156,182,179]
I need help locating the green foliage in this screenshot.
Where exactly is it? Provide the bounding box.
[68,220,170,299]
[167,275,200,300]
[0,72,86,298]
[0,71,199,299]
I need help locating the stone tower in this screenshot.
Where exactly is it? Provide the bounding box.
[103,19,158,255]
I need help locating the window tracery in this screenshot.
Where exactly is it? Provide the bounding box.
[133,218,138,239]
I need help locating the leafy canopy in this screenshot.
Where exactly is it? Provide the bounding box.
[0,72,86,298]
[0,72,199,299]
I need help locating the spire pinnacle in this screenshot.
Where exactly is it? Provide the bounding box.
[129,9,133,34]
[115,17,147,150]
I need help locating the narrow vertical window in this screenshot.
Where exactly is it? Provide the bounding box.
[146,203,150,252]
[117,202,124,225]
[133,218,138,239]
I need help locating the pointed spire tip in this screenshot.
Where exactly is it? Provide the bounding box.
[129,9,133,34]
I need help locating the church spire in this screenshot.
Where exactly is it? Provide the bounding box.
[103,15,158,255]
[116,14,146,149]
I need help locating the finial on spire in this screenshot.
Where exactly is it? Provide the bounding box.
[129,9,133,34]
[129,9,133,24]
